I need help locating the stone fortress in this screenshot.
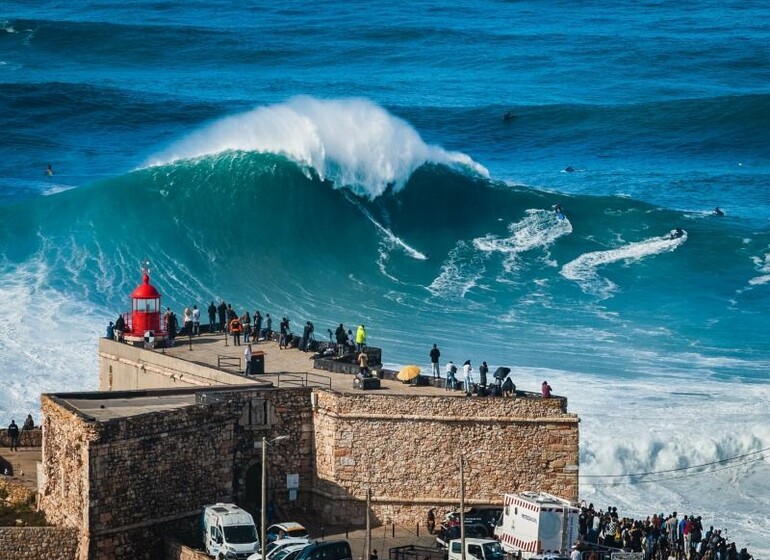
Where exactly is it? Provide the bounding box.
[0,275,579,560]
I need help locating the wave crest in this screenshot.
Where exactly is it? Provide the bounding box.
[147,96,488,199]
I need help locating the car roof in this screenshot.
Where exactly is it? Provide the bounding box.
[270,522,307,532]
[272,538,310,546]
[273,544,310,559]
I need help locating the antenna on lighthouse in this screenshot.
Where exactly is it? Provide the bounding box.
[141,259,150,276]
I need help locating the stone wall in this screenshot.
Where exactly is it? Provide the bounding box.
[310,390,578,526]
[39,397,97,536]
[98,338,254,391]
[164,538,210,560]
[39,344,580,559]
[0,428,42,448]
[0,527,78,560]
[40,385,314,560]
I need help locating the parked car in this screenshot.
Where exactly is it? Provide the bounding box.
[294,540,352,560]
[270,543,311,560]
[266,522,309,543]
[248,538,311,560]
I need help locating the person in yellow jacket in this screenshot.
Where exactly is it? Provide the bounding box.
[355,324,366,352]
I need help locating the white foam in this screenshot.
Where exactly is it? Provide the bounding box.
[561,231,687,297]
[427,241,486,298]
[0,256,104,420]
[146,96,488,199]
[747,249,770,286]
[473,209,572,277]
[559,371,770,556]
[41,184,76,196]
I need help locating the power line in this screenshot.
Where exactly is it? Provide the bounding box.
[585,455,768,487]
[579,446,770,482]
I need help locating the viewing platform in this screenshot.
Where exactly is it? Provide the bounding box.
[98,333,566,405]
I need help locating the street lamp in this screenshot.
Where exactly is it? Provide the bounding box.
[459,450,484,560]
[261,435,289,560]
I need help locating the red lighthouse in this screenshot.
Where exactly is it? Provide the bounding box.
[123,261,165,345]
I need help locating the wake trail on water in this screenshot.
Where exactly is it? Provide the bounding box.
[341,190,427,261]
[560,230,687,297]
[146,96,488,199]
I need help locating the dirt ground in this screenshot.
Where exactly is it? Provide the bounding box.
[0,446,40,490]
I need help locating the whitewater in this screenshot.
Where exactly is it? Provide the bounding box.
[2,0,770,554]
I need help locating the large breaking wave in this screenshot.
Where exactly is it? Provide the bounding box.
[147,96,488,199]
[1,96,769,556]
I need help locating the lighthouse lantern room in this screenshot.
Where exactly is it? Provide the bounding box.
[124,260,166,345]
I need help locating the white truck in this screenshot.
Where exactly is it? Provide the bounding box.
[493,492,579,559]
[203,503,260,560]
[447,538,505,560]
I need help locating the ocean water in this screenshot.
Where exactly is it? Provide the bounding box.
[2,0,769,552]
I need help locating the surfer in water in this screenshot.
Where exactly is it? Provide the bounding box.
[503,111,516,122]
[553,204,566,220]
[713,206,724,216]
[670,227,684,239]
[45,163,54,176]
[563,165,575,173]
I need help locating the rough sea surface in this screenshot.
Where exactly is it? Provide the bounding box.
[1,1,768,552]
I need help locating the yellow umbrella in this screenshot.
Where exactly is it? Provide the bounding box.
[397,364,421,383]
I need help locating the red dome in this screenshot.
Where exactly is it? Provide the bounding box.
[130,273,161,299]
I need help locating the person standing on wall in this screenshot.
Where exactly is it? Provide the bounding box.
[356,324,366,352]
[244,344,253,375]
[265,313,273,340]
[279,317,289,349]
[241,311,251,343]
[229,315,242,346]
[335,323,347,355]
[254,311,263,342]
[445,361,457,391]
[192,305,201,336]
[429,344,441,379]
[182,307,193,336]
[541,380,552,398]
[208,301,217,333]
[114,314,125,342]
[462,360,473,396]
[357,350,369,377]
[346,329,355,352]
[217,301,227,333]
[7,419,20,451]
[478,361,489,390]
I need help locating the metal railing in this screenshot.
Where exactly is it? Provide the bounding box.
[276,372,332,389]
[217,355,242,371]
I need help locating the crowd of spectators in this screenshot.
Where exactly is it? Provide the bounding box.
[576,503,754,560]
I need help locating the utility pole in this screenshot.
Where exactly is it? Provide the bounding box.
[366,488,372,560]
[460,456,465,560]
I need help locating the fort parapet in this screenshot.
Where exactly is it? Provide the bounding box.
[35,337,578,560]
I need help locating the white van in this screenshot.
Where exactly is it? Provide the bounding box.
[203,503,260,559]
